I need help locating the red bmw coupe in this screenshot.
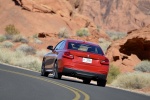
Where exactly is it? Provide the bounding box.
[41,39,109,86]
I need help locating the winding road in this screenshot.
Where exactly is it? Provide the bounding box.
[0,64,149,100]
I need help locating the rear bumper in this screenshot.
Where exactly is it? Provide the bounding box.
[62,67,107,81]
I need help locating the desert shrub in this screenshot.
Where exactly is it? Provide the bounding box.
[96,25,101,32]
[36,49,47,57]
[5,24,20,40]
[98,38,111,53]
[20,37,29,43]
[106,31,127,40]
[76,28,90,37]
[12,35,29,43]
[12,35,22,42]
[16,44,36,55]
[134,60,150,72]
[58,28,70,38]
[33,34,38,39]
[0,48,12,63]
[12,55,41,72]
[34,39,42,44]
[0,48,41,72]
[107,64,120,84]
[2,41,13,48]
[111,72,150,89]
[0,35,6,42]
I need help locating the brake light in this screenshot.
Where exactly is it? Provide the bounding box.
[63,52,74,59]
[100,58,109,65]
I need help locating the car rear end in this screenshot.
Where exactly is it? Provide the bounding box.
[60,40,109,83]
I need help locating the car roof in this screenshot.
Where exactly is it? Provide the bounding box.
[65,39,99,46]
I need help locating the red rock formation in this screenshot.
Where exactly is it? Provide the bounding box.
[9,0,150,33]
[77,0,150,32]
[1,0,150,35]
[106,25,150,72]
[0,0,103,38]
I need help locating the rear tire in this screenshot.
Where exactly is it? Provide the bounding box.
[52,62,62,79]
[41,62,49,77]
[83,79,91,84]
[97,79,106,87]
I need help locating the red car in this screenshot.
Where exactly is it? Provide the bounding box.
[41,39,109,86]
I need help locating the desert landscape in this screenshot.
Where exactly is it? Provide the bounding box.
[0,0,150,95]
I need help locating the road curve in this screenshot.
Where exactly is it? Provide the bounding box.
[0,64,150,100]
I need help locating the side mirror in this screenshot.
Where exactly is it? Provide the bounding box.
[47,46,53,50]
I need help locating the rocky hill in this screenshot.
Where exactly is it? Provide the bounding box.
[1,0,150,36]
[79,0,150,32]
[0,0,99,37]
[106,25,150,72]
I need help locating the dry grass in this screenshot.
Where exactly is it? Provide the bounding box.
[76,28,90,37]
[58,27,70,38]
[13,35,29,43]
[36,49,48,57]
[0,35,6,42]
[5,24,20,40]
[134,60,150,72]
[106,31,127,40]
[107,64,120,84]
[99,38,111,53]
[111,72,150,89]
[0,48,41,72]
[34,39,43,44]
[2,41,14,48]
[5,24,20,35]
[16,44,36,55]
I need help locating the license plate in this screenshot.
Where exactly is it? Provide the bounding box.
[82,58,92,63]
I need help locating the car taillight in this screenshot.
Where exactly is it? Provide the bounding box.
[63,52,74,59]
[100,58,109,65]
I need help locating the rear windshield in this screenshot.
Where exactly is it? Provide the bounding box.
[68,42,104,55]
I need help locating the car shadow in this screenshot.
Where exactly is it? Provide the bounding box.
[48,75,98,87]
[61,78,98,86]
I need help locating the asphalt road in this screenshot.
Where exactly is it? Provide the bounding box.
[0,64,150,100]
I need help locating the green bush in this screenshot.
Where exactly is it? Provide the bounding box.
[106,31,127,40]
[2,41,14,48]
[0,35,6,42]
[107,64,120,84]
[5,24,20,35]
[76,28,90,37]
[58,28,70,38]
[98,38,111,53]
[134,60,150,72]
[16,44,36,55]
[111,72,150,89]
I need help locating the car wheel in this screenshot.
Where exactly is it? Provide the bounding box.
[52,62,62,79]
[41,62,49,77]
[83,79,91,84]
[97,79,106,87]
